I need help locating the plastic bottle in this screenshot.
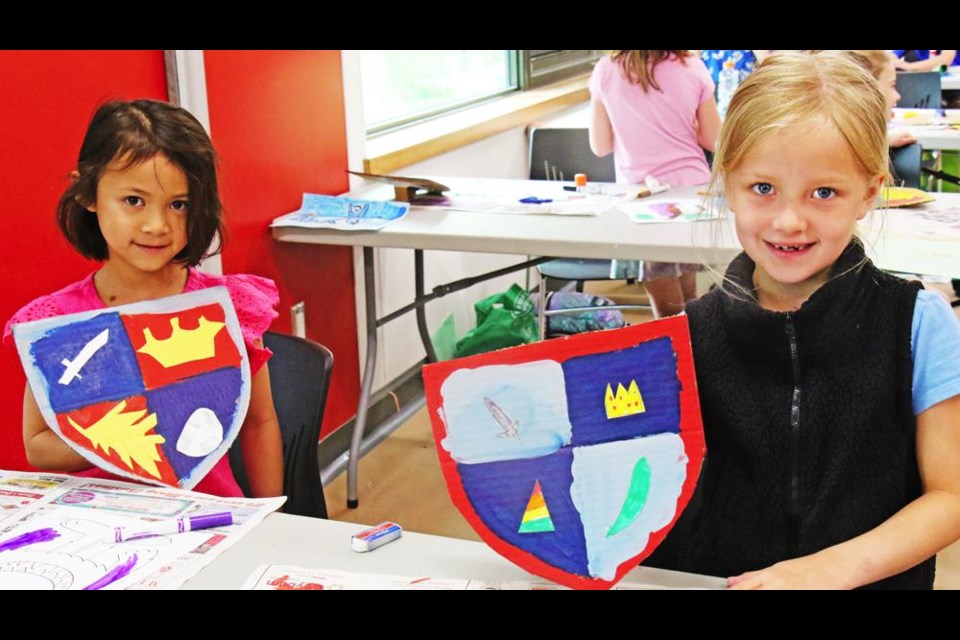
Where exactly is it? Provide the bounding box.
[717,59,739,119]
[574,173,588,193]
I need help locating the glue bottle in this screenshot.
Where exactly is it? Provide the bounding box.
[574,173,588,193]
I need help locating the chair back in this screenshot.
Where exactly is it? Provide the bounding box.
[230,332,333,518]
[529,127,616,182]
[890,143,922,189]
[895,72,941,109]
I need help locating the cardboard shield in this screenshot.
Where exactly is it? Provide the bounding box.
[13,288,249,490]
[424,316,704,589]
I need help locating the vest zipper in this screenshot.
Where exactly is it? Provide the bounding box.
[785,314,801,556]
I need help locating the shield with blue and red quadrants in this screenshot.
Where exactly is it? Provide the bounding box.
[424,316,705,590]
[12,287,250,490]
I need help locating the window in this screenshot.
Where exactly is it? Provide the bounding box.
[361,50,518,134]
[360,50,601,135]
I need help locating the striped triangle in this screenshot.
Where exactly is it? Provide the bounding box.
[518,480,555,533]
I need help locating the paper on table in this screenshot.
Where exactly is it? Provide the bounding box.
[272,194,409,231]
[880,187,936,208]
[241,564,720,590]
[414,193,616,216]
[0,471,74,526]
[0,473,285,590]
[617,198,718,223]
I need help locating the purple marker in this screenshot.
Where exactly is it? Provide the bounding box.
[111,511,233,543]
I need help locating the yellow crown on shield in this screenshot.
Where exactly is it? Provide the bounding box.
[604,380,646,420]
[137,316,225,368]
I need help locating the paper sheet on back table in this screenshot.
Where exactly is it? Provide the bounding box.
[0,470,283,589]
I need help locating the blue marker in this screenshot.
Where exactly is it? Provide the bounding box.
[111,511,233,542]
[518,196,552,204]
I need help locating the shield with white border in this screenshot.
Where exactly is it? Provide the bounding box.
[424,315,704,590]
[12,287,249,490]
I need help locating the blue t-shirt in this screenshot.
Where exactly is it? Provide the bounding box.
[699,50,756,85]
[893,50,959,68]
[911,289,960,414]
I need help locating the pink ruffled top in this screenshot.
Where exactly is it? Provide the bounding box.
[4,268,280,497]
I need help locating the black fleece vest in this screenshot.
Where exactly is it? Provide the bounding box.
[677,241,933,589]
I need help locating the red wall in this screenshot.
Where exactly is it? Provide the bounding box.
[203,51,359,437]
[0,51,168,470]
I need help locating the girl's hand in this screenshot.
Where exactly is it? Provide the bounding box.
[727,552,853,590]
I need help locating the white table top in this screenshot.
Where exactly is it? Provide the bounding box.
[274,179,738,265]
[183,514,726,589]
[912,128,960,151]
[892,108,960,151]
[273,177,960,280]
[942,72,960,91]
[273,178,739,264]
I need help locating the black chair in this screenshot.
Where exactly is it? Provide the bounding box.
[888,142,960,190]
[895,72,941,109]
[528,126,644,299]
[229,331,333,518]
[890,143,922,188]
[529,127,616,182]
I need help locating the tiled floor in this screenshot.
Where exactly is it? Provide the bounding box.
[326,278,960,588]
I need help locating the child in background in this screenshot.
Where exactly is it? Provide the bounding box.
[589,50,721,317]
[674,51,960,589]
[848,50,917,148]
[3,100,284,499]
[893,50,960,108]
[893,49,958,73]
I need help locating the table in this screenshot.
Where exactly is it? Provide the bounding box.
[273,178,960,507]
[184,513,726,589]
[274,179,738,507]
[892,108,960,151]
[942,71,960,91]
[913,128,960,152]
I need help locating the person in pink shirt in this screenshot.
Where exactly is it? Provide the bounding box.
[3,99,283,499]
[590,50,721,317]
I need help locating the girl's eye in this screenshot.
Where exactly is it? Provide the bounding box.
[813,187,835,200]
[124,196,144,207]
[751,182,774,196]
[171,200,188,212]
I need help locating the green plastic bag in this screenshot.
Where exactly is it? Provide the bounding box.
[454,284,538,357]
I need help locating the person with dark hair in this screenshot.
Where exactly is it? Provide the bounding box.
[4,100,283,499]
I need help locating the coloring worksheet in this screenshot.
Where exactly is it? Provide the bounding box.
[0,471,284,589]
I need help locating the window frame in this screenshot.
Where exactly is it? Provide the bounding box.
[364,50,600,137]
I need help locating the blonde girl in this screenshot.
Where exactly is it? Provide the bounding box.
[670,52,960,589]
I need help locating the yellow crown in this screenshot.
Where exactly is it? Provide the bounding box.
[605,380,646,420]
[137,316,225,368]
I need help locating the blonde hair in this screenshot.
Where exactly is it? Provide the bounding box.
[712,50,888,190]
[611,50,691,93]
[845,50,893,80]
[705,51,890,297]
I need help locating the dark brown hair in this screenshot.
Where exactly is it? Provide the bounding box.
[57,99,224,266]
[612,50,692,93]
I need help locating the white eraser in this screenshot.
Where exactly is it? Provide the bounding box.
[351,521,402,553]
